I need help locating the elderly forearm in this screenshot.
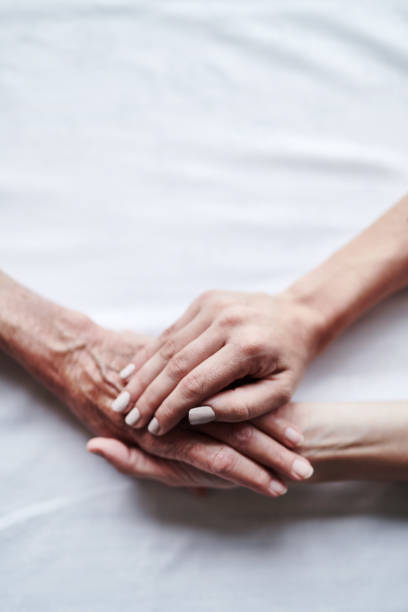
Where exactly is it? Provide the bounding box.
[280,401,408,482]
[0,270,94,393]
[287,195,408,355]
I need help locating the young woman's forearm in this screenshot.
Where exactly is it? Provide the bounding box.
[287,194,408,354]
[0,270,94,393]
[281,401,408,482]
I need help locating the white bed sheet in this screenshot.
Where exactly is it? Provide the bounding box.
[1,1,408,610]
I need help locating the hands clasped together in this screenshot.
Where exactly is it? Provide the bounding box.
[3,195,408,496]
[88,289,320,495]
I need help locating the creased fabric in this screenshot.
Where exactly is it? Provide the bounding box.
[1,1,408,610]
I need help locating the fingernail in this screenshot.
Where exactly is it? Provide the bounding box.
[285,427,304,446]
[147,417,160,435]
[188,406,216,426]
[125,406,140,427]
[112,391,131,413]
[292,459,314,480]
[119,363,136,380]
[269,481,288,496]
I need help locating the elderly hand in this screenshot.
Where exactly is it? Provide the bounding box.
[87,409,315,490]
[112,289,322,435]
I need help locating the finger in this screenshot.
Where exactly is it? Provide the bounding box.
[135,429,288,497]
[86,437,232,488]
[119,318,218,423]
[123,300,204,376]
[148,344,250,436]
[252,409,304,448]
[87,437,165,477]
[197,423,313,481]
[188,377,293,426]
[125,327,225,429]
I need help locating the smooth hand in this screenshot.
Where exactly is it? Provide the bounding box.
[113,289,322,435]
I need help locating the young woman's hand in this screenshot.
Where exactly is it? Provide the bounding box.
[113,290,322,435]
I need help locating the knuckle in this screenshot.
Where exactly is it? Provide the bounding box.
[218,306,246,327]
[160,326,173,342]
[167,352,188,379]
[172,439,196,463]
[232,400,251,421]
[181,370,204,398]
[138,431,169,457]
[134,345,148,364]
[232,424,254,445]
[240,337,265,357]
[159,338,178,361]
[210,447,237,476]
[275,385,292,408]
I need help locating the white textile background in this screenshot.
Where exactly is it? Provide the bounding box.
[1,1,408,610]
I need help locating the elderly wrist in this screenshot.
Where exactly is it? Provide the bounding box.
[1,283,98,395]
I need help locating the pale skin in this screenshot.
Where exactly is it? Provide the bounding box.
[1,272,408,492]
[115,194,408,437]
[2,194,408,493]
[0,271,314,496]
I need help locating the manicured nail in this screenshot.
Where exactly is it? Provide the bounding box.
[125,406,140,427]
[148,417,160,435]
[188,406,216,426]
[292,459,314,480]
[112,391,131,413]
[269,481,288,496]
[285,427,304,446]
[119,363,136,380]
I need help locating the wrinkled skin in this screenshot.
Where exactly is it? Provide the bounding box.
[52,321,309,494]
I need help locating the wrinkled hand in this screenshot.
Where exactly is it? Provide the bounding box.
[114,289,321,435]
[56,320,313,495]
[88,407,314,490]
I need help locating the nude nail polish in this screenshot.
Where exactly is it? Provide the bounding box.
[125,407,140,427]
[112,391,131,413]
[269,481,288,496]
[285,427,304,446]
[292,459,314,480]
[148,417,160,435]
[188,406,216,426]
[119,363,136,380]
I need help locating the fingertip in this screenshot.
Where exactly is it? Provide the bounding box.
[269,480,288,497]
[147,417,160,435]
[86,437,129,464]
[86,437,104,453]
[284,426,304,447]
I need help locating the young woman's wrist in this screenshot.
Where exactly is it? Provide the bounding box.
[285,195,408,358]
[279,285,338,361]
[281,401,408,482]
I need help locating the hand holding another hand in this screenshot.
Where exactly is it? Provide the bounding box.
[55,319,313,496]
[114,289,322,435]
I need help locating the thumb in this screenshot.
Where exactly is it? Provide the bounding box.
[87,437,134,473]
[192,378,291,424]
